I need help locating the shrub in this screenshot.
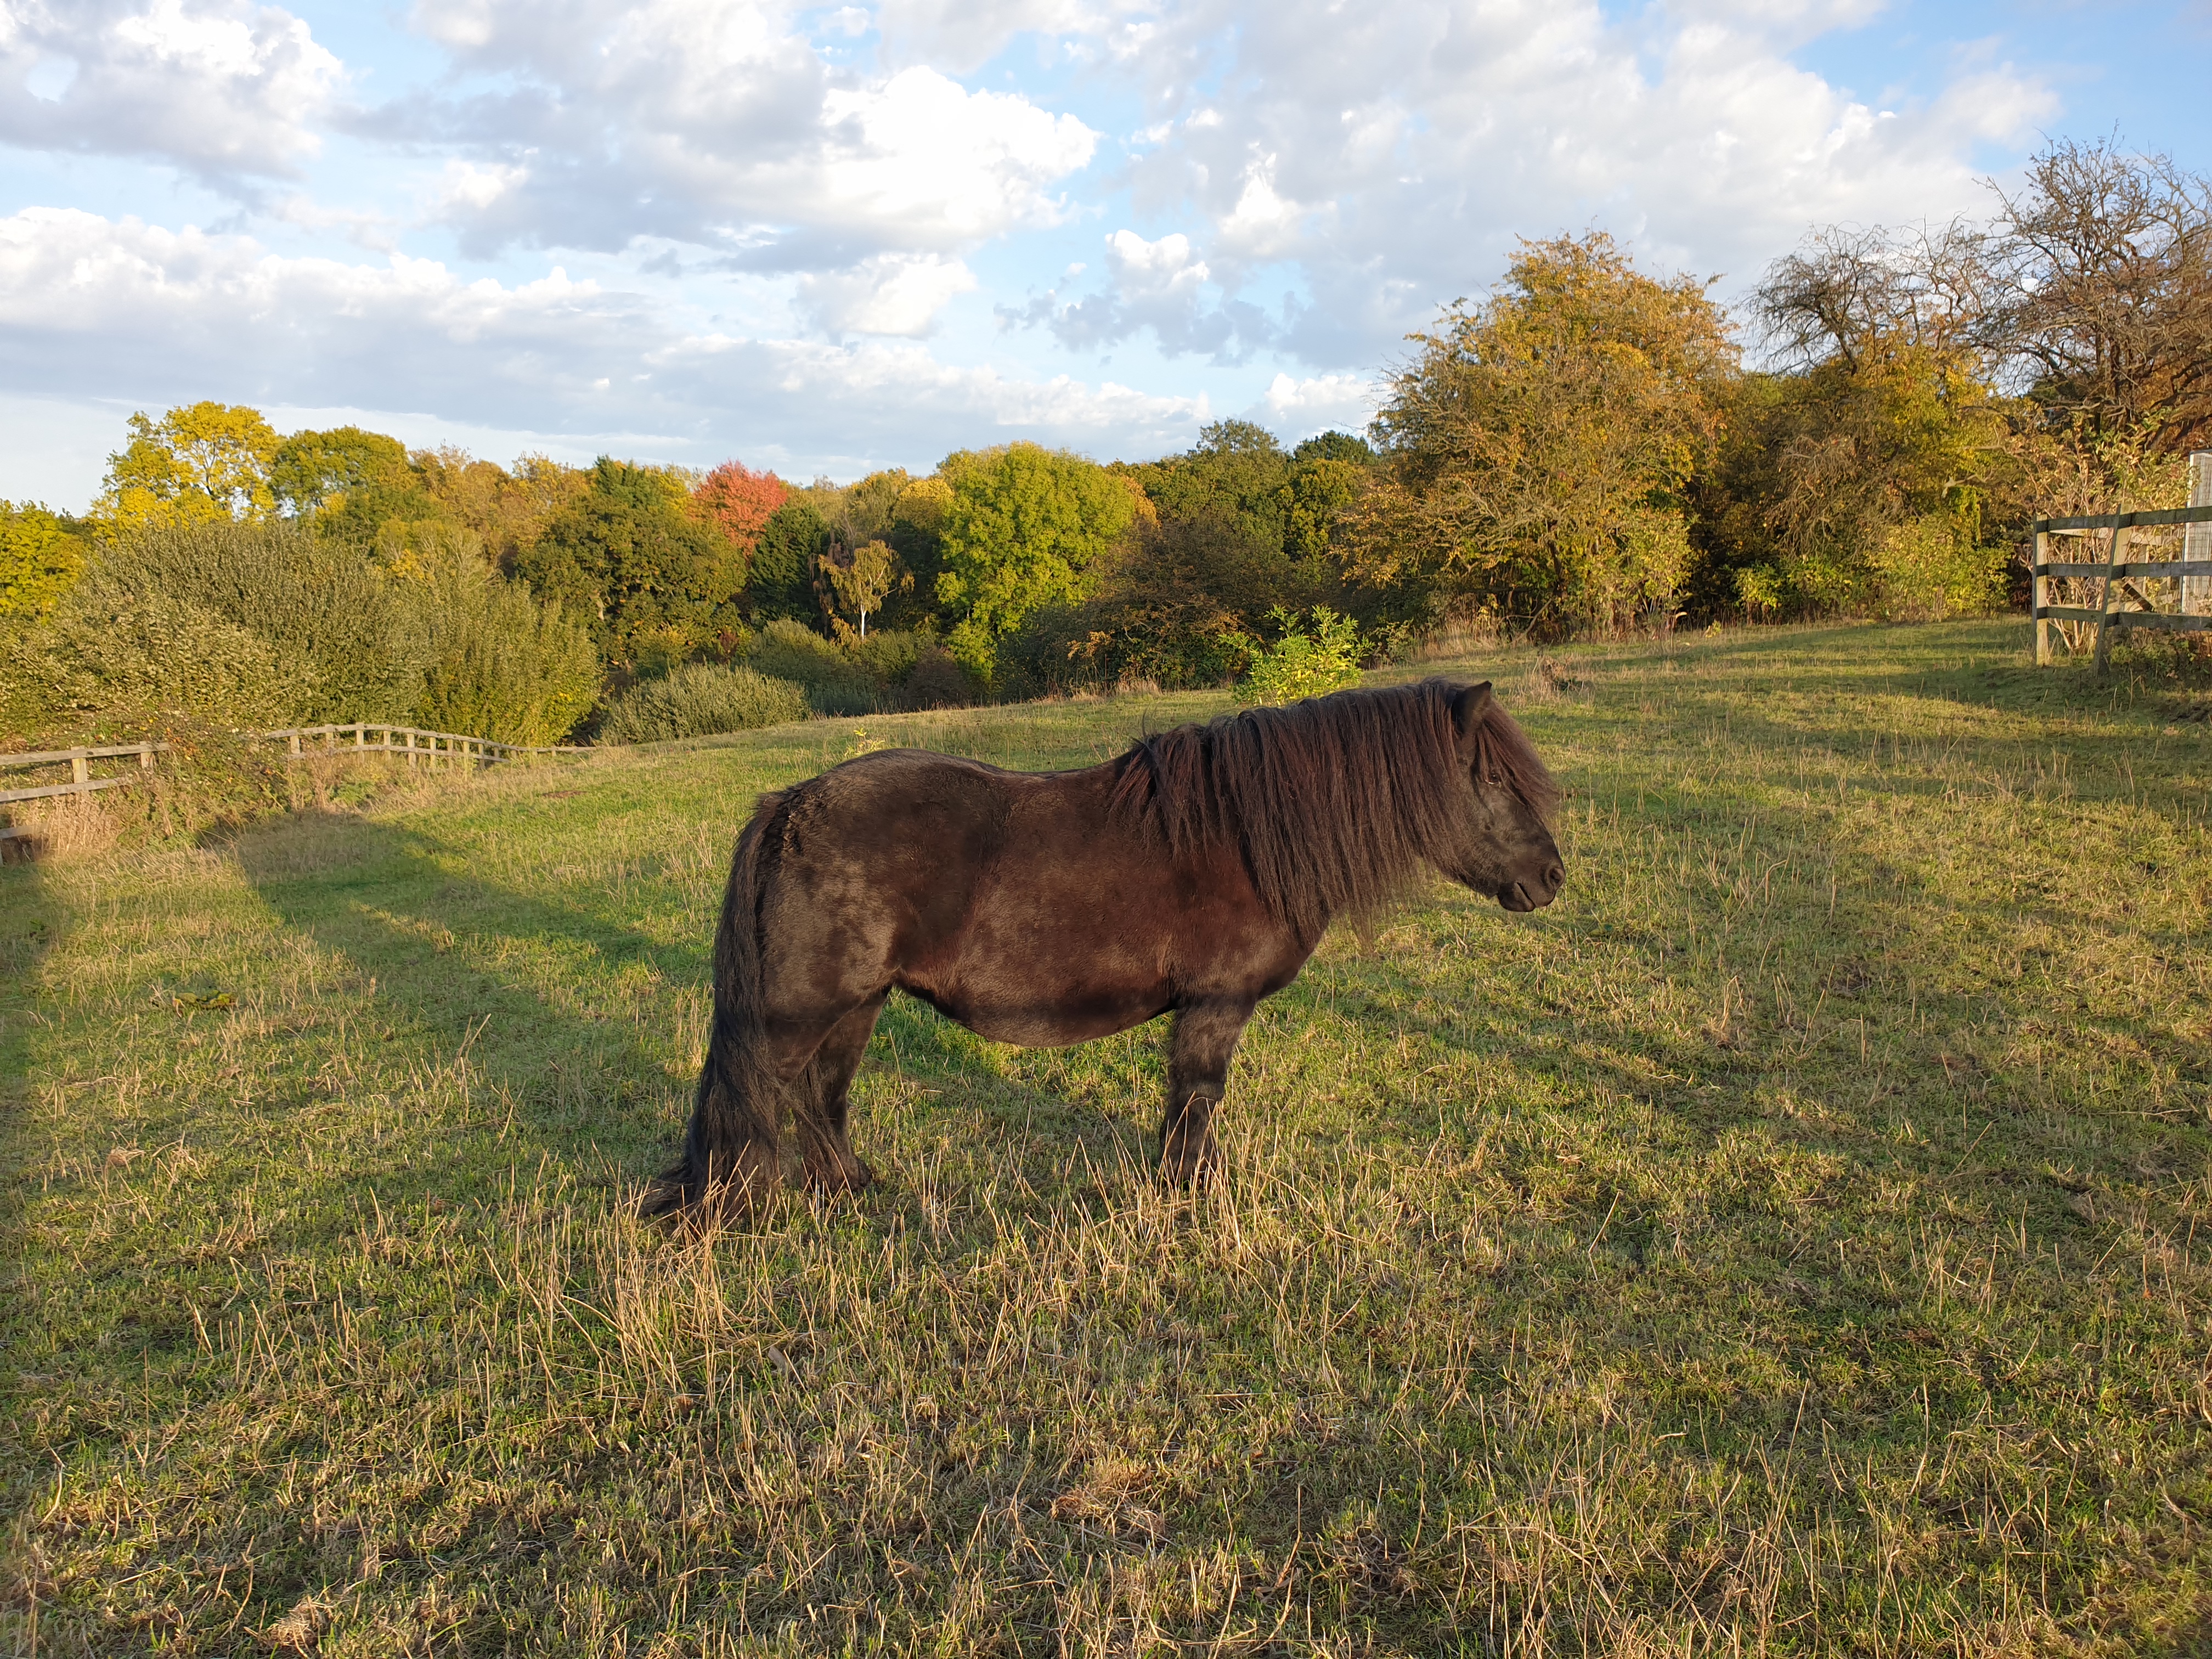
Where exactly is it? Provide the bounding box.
[745,618,878,715]
[597,663,808,744]
[407,539,601,745]
[57,518,426,725]
[1231,607,1365,705]
[898,648,974,710]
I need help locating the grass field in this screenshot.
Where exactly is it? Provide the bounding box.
[3,619,2210,1657]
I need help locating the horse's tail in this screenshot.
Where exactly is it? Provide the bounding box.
[645,793,788,1216]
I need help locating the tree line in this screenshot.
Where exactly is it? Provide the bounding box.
[2,135,2203,749]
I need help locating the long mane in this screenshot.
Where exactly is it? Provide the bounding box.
[1109,678,1558,938]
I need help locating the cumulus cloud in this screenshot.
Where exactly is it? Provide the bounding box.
[798,252,977,336]
[0,0,341,178]
[379,0,1097,275]
[1001,0,2057,366]
[1007,227,1281,362]
[0,207,1204,487]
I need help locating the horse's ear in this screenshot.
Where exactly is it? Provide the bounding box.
[1451,682,1493,760]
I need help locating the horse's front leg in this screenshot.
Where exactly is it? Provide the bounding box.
[1161,1000,1254,1185]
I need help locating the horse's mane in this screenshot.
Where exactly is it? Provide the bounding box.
[1109,678,1558,938]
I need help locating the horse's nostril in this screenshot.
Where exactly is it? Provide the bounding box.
[1544,863,1565,893]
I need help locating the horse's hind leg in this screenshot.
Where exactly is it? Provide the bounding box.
[1161,1000,1252,1185]
[793,994,886,1193]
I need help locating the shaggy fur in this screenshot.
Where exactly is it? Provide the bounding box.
[648,678,1565,1216]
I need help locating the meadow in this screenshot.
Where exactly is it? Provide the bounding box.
[3,619,2209,1656]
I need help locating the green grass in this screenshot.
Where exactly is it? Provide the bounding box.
[3,619,2209,1656]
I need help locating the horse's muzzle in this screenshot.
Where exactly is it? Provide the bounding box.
[1500,862,1565,912]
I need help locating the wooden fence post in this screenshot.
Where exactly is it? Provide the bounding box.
[2033,523,2051,665]
[70,752,88,785]
[2092,513,2128,676]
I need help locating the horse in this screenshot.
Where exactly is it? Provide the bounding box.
[646,676,1564,1215]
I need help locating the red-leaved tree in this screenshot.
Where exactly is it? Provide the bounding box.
[694,460,790,552]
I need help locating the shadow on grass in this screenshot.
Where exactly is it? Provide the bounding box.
[231,810,707,1200]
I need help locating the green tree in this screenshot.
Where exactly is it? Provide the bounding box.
[1351,232,1737,635]
[96,403,282,531]
[0,502,87,624]
[746,499,831,626]
[1120,420,1291,546]
[514,459,741,668]
[820,540,899,639]
[936,443,1137,676]
[270,426,415,516]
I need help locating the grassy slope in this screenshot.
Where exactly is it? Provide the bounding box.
[2,620,2209,1657]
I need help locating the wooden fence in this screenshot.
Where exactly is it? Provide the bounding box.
[262,724,585,768]
[1,725,583,847]
[2032,504,2212,669]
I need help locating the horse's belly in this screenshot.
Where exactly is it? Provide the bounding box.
[910,978,1169,1048]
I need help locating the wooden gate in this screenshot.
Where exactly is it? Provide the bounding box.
[2031,504,2212,669]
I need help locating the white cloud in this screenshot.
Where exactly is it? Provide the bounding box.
[383,1,1097,276]
[1257,371,1370,432]
[0,0,341,178]
[1000,0,2057,366]
[798,251,977,335]
[0,207,1206,503]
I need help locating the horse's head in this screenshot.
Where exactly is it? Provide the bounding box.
[1438,682,1564,912]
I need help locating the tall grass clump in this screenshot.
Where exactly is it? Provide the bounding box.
[597,661,808,743]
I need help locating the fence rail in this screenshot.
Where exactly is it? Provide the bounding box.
[262,725,586,765]
[2031,501,2212,669]
[1,725,583,832]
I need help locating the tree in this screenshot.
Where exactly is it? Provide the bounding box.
[416,448,591,569]
[270,426,415,516]
[0,502,86,624]
[1350,233,1737,635]
[693,460,791,561]
[935,443,1138,676]
[96,403,280,531]
[514,459,741,668]
[1712,224,2017,619]
[44,518,427,726]
[1988,137,2212,453]
[819,539,899,639]
[1120,420,1291,547]
[746,499,831,626]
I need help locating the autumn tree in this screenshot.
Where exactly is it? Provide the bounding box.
[1350,233,1736,634]
[1712,224,2014,619]
[97,403,281,530]
[0,503,87,625]
[693,460,791,565]
[410,449,591,569]
[1988,137,2212,453]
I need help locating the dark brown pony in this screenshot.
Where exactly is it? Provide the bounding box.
[648,678,1563,1213]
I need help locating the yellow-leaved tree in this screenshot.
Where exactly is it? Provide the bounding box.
[1347,233,1737,636]
[95,403,281,532]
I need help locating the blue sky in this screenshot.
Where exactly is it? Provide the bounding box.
[0,0,2205,508]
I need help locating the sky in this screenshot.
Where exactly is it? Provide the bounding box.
[0,0,2207,509]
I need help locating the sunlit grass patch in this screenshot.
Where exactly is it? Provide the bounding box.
[4,619,2210,1655]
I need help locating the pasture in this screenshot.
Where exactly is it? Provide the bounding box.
[3,619,2209,1656]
